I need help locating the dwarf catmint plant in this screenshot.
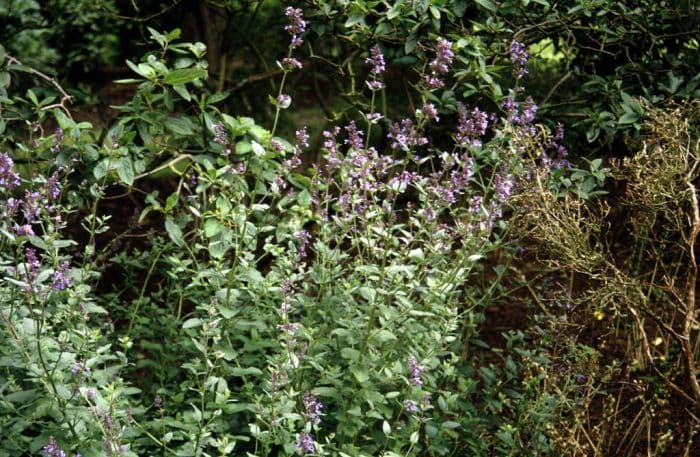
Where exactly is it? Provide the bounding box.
[0,7,600,457]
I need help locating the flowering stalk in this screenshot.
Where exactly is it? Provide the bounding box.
[271,7,306,136]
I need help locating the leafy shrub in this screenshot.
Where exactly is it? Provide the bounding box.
[0,4,620,457]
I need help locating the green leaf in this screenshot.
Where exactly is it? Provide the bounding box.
[172,84,191,101]
[382,420,391,435]
[618,112,639,125]
[204,218,223,237]
[475,0,497,12]
[350,366,369,383]
[165,117,195,135]
[163,68,207,86]
[165,216,184,246]
[182,318,203,329]
[117,157,135,186]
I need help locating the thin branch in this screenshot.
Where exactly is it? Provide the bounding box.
[6,56,73,119]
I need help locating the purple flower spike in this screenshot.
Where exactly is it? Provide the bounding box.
[303,392,323,425]
[425,37,454,89]
[284,7,306,48]
[510,40,529,78]
[366,44,386,76]
[344,121,364,151]
[0,152,21,190]
[52,261,71,291]
[296,433,315,454]
[408,356,424,386]
[404,399,419,413]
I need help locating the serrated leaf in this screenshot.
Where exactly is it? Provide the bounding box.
[165,216,184,246]
[475,0,497,12]
[165,117,195,135]
[117,157,134,186]
[162,68,207,86]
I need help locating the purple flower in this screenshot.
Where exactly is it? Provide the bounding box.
[493,167,514,203]
[276,322,299,334]
[421,103,439,122]
[270,139,285,152]
[296,433,315,454]
[277,94,292,109]
[456,104,489,147]
[16,224,34,237]
[366,79,385,91]
[522,96,538,123]
[510,40,529,78]
[344,121,364,151]
[22,191,42,222]
[51,128,64,153]
[282,57,303,70]
[213,122,228,148]
[0,152,21,190]
[46,171,61,199]
[366,44,386,76]
[408,356,423,386]
[387,119,428,150]
[295,229,312,261]
[404,399,419,412]
[365,112,383,123]
[296,127,309,149]
[425,37,454,89]
[284,7,306,47]
[303,392,323,424]
[52,261,71,291]
[42,436,66,457]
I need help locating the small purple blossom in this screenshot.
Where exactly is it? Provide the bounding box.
[344,121,364,151]
[0,153,20,190]
[51,128,64,153]
[303,392,323,424]
[388,119,428,150]
[522,96,538,123]
[47,171,61,199]
[277,322,299,334]
[277,94,292,109]
[408,356,424,386]
[52,261,71,291]
[296,127,309,149]
[42,436,66,457]
[366,44,386,76]
[282,57,303,70]
[365,112,383,123]
[456,104,489,147]
[270,139,285,152]
[296,433,315,454]
[22,191,42,222]
[295,229,312,261]
[404,399,419,413]
[213,123,230,155]
[421,103,439,122]
[367,79,385,91]
[284,7,306,47]
[510,40,529,78]
[425,38,454,89]
[16,224,34,237]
